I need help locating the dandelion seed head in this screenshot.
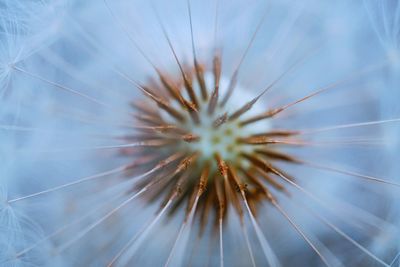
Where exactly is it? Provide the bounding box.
[119,54,287,225]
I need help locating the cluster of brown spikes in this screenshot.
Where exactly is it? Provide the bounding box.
[122,54,305,232]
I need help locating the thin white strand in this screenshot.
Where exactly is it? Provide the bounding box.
[18,140,168,153]
[15,190,126,258]
[219,218,224,267]
[56,187,147,253]
[325,196,399,235]
[8,164,129,203]
[274,170,390,266]
[304,205,389,267]
[271,201,331,267]
[107,198,174,267]
[65,18,158,98]
[390,251,400,267]
[11,66,113,111]
[164,195,200,267]
[242,195,281,267]
[103,0,158,70]
[264,2,304,62]
[300,118,400,135]
[242,220,257,267]
[300,161,400,188]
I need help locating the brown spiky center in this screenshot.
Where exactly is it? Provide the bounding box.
[177,100,257,170]
[125,55,299,230]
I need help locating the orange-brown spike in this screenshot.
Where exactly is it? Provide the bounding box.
[186,0,208,101]
[254,167,287,193]
[241,88,328,126]
[124,154,161,171]
[255,149,301,164]
[213,112,228,128]
[195,60,208,100]
[208,55,222,115]
[174,153,200,175]
[169,169,192,207]
[227,165,246,193]
[122,134,160,142]
[250,130,300,138]
[181,133,200,143]
[238,136,303,145]
[139,86,186,122]
[198,163,210,195]
[268,164,296,182]
[240,167,276,194]
[228,96,260,121]
[215,176,226,221]
[158,72,186,106]
[224,167,244,219]
[186,163,210,220]
[153,152,185,171]
[183,99,201,124]
[158,73,184,103]
[240,111,275,126]
[134,113,163,125]
[214,153,229,180]
[240,153,274,174]
[182,73,199,109]
[130,101,160,117]
[131,124,187,135]
[155,8,200,109]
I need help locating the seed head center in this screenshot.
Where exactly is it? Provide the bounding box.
[128,60,292,228]
[182,101,254,167]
